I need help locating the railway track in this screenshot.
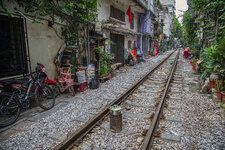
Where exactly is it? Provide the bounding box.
[150,50,184,149]
[54,50,180,150]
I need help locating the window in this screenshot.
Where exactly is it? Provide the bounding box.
[130,13,134,29]
[110,6,125,22]
[0,15,28,77]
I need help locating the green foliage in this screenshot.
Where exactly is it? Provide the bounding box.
[190,42,201,57]
[215,79,224,92]
[1,0,97,45]
[200,45,218,80]
[183,11,196,46]
[185,1,225,81]
[96,47,114,76]
[200,40,225,80]
[173,15,183,40]
[191,0,225,43]
[218,103,225,110]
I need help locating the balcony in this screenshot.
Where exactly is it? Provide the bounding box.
[132,0,148,10]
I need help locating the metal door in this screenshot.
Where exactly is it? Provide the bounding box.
[110,33,124,63]
[142,35,149,56]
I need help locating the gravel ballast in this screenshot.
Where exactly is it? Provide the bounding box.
[0,51,173,150]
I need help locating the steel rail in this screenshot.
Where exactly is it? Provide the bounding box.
[141,50,180,150]
[53,51,176,150]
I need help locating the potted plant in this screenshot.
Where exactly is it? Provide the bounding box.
[221,81,225,103]
[209,73,219,89]
[190,60,194,66]
[221,91,225,103]
[215,80,223,99]
[192,60,197,71]
[191,58,198,71]
[96,47,114,78]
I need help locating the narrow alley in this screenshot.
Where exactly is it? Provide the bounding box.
[0,0,224,150]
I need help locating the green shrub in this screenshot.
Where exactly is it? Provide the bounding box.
[200,39,225,80]
[215,79,224,92]
[96,47,114,76]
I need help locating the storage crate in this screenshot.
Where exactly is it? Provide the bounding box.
[74,81,88,92]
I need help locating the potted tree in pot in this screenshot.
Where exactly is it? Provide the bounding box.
[221,80,225,103]
[221,91,225,103]
[96,47,114,79]
[192,58,198,71]
[209,73,219,89]
[215,80,223,100]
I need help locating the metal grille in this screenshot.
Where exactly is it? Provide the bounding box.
[110,6,125,22]
[110,33,124,63]
[0,15,28,77]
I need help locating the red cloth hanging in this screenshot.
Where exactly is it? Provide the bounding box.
[126,6,132,24]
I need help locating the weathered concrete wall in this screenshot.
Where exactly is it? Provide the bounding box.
[27,21,64,79]
[163,12,173,38]
[1,1,64,79]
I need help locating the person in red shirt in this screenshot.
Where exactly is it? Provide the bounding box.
[184,46,190,59]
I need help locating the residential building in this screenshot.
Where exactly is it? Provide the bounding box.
[160,0,176,40]
[0,0,163,80]
[96,0,148,63]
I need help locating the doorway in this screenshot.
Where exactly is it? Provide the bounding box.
[110,33,124,63]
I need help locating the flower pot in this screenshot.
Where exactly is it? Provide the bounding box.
[110,72,113,78]
[217,91,222,99]
[192,65,196,71]
[209,80,215,89]
[221,92,225,103]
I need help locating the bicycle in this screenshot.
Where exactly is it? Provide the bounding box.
[0,67,55,128]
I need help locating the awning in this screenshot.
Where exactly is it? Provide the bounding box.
[102,25,142,36]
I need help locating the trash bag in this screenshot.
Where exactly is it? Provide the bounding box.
[89,76,100,89]
[129,59,134,66]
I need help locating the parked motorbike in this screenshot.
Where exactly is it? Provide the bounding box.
[37,63,60,97]
[0,63,60,97]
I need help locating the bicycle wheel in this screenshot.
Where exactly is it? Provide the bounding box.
[0,92,20,128]
[35,85,55,110]
[48,84,60,97]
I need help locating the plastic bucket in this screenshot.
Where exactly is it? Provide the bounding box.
[76,71,86,83]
